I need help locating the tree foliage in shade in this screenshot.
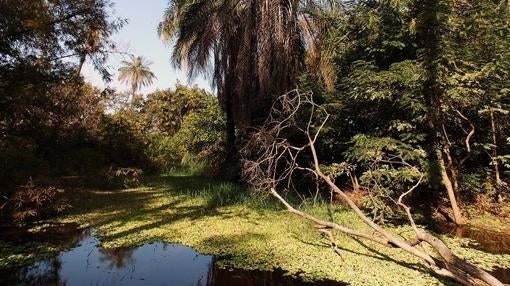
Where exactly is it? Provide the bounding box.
[0,0,125,143]
[299,0,510,223]
[0,0,127,197]
[158,0,341,160]
[0,0,125,80]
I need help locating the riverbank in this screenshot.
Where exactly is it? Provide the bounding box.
[1,174,510,285]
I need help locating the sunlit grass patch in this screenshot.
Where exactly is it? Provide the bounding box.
[2,173,509,285]
[52,177,510,284]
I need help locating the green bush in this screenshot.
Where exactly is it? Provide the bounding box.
[169,98,226,174]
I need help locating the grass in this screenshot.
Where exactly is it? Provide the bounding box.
[1,173,510,285]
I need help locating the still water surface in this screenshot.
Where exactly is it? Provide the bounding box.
[2,222,510,285]
[0,225,345,286]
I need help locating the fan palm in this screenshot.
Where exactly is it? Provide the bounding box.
[118,55,156,99]
[159,0,339,157]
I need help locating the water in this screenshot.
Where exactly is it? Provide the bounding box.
[2,222,509,285]
[428,222,510,284]
[0,224,345,286]
[431,222,510,255]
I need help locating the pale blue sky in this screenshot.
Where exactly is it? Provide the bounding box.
[81,0,210,93]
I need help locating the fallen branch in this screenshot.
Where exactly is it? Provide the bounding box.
[242,90,504,286]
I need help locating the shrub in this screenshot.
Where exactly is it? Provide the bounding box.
[170,98,226,174]
[105,167,144,188]
[4,178,71,223]
[0,137,47,198]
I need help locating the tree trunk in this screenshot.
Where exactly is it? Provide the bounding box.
[223,33,241,165]
[490,109,502,185]
[443,139,460,196]
[225,91,236,161]
[351,174,360,193]
[436,148,465,225]
[131,84,136,103]
[489,109,507,203]
[415,0,465,225]
[76,54,86,76]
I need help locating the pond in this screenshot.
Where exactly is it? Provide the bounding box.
[430,221,510,255]
[2,222,510,285]
[0,224,345,286]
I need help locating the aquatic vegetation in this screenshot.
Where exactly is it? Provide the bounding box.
[0,240,60,269]
[62,177,510,284]
[1,175,509,285]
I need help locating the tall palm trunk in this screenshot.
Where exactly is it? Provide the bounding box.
[224,31,241,163]
[225,92,236,160]
[131,83,137,103]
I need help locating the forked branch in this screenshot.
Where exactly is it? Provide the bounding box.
[242,90,503,286]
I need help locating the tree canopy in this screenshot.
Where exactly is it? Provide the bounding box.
[118,55,157,98]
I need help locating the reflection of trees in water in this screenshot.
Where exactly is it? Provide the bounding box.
[2,256,63,286]
[0,223,86,248]
[0,224,90,286]
[205,257,278,286]
[205,257,218,286]
[433,223,510,254]
[204,257,345,286]
[1,235,350,286]
[98,247,135,269]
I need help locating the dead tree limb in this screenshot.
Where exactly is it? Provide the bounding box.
[453,108,476,167]
[241,90,504,286]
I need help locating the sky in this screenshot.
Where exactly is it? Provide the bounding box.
[81,0,211,94]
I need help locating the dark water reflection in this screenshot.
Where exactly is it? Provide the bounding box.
[490,267,510,284]
[0,222,85,246]
[428,222,510,284]
[430,222,510,255]
[0,226,345,286]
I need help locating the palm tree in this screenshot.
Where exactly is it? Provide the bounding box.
[158,0,338,159]
[118,55,156,99]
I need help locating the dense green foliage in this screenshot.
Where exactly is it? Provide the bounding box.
[0,0,223,221]
[141,85,226,172]
[295,0,510,221]
[0,0,510,284]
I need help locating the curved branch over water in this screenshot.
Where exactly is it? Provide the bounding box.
[242,90,504,286]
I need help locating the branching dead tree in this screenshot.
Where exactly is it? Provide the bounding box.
[241,90,504,286]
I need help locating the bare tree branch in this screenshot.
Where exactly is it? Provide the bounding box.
[242,90,504,286]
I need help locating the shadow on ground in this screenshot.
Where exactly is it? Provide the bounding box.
[5,174,500,285]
